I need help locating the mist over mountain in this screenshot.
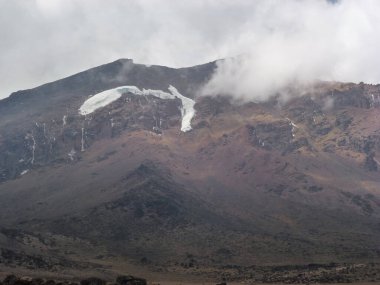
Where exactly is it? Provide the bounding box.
[2,0,380,100]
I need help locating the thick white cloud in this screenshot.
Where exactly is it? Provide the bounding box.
[0,0,380,100]
[201,0,380,101]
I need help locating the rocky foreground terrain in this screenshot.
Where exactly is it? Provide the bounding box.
[1,263,380,284]
[0,59,379,280]
[0,275,146,285]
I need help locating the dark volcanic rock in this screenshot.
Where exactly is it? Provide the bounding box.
[116,276,146,285]
[80,278,105,285]
[247,120,294,150]
[3,275,18,285]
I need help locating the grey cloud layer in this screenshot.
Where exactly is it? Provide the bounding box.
[1,0,379,100]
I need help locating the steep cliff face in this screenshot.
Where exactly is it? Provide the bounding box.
[0,60,379,276]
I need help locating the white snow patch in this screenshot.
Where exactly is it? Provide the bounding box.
[79,88,124,115]
[25,133,36,164]
[286,118,298,138]
[81,128,85,152]
[286,118,298,128]
[78,85,196,132]
[168,85,195,132]
[68,149,76,161]
[20,169,29,176]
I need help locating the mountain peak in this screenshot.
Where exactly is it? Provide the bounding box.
[114,58,134,63]
[0,59,380,279]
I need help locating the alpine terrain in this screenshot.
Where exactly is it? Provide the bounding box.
[0,59,379,282]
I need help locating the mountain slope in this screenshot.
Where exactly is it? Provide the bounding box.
[0,60,379,278]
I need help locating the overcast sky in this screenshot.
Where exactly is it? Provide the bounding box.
[1,0,380,100]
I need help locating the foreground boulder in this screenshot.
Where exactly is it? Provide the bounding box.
[3,275,18,285]
[116,276,146,285]
[80,278,105,285]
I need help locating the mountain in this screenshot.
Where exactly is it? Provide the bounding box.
[0,59,379,280]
